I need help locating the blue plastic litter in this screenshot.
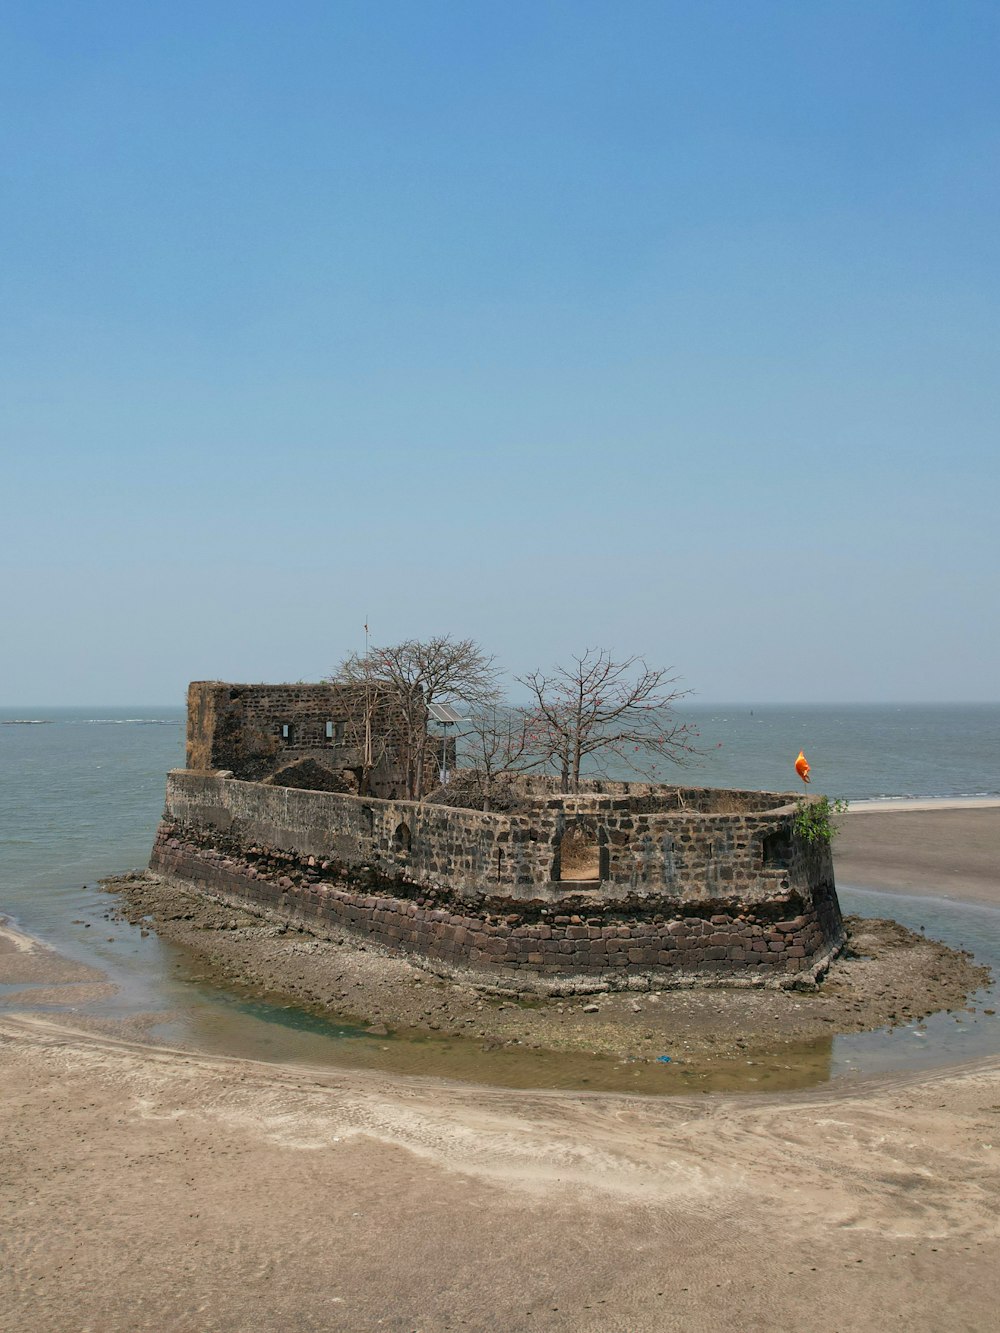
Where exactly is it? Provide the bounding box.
[655,1055,672,1064]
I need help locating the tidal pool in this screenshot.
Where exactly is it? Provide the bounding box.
[3,879,998,1097]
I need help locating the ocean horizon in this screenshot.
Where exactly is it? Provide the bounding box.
[2,701,998,803]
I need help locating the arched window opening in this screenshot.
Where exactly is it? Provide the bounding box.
[557,825,601,881]
[393,822,412,854]
[762,829,793,869]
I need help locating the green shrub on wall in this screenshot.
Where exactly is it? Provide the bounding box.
[794,795,849,845]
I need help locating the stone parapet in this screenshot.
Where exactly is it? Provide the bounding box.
[161,770,830,908]
[150,825,842,991]
[150,770,844,988]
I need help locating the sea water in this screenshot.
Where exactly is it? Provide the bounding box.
[672,701,1000,800]
[1,702,998,1092]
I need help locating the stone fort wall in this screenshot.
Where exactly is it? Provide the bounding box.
[151,770,844,990]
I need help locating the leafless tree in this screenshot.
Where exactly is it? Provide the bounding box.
[332,636,499,799]
[517,649,698,793]
[460,702,540,811]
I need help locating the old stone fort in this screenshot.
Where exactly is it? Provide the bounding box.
[150,681,845,991]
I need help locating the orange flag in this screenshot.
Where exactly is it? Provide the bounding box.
[794,751,811,784]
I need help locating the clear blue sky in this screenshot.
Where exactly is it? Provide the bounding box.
[2,1,998,705]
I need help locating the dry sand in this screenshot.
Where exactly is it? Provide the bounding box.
[1,806,999,1332]
[837,804,1000,904]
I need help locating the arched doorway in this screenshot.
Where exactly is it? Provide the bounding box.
[557,824,601,881]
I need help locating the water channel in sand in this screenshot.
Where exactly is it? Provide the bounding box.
[2,878,997,1096]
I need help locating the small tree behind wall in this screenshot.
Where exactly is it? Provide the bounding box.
[331,636,499,800]
[517,648,698,793]
[460,702,541,811]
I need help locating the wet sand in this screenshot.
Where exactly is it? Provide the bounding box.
[100,871,987,1076]
[0,919,116,1007]
[2,806,999,1331]
[837,805,1000,904]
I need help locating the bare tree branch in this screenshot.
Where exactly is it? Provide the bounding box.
[460,702,544,811]
[516,648,698,793]
[331,636,500,799]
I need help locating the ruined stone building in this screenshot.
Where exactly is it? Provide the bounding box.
[151,682,844,990]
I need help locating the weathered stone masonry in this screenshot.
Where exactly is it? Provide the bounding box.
[184,680,452,797]
[151,767,844,990]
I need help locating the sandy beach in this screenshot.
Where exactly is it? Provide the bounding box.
[1,804,998,1331]
[837,803,1000,904]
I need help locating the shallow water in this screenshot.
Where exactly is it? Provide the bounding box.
[4,874,997,1097]
[832,885,999,1079]
[1,705,998,1094]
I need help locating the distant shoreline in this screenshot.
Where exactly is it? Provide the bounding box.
[847,795,1000,813]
